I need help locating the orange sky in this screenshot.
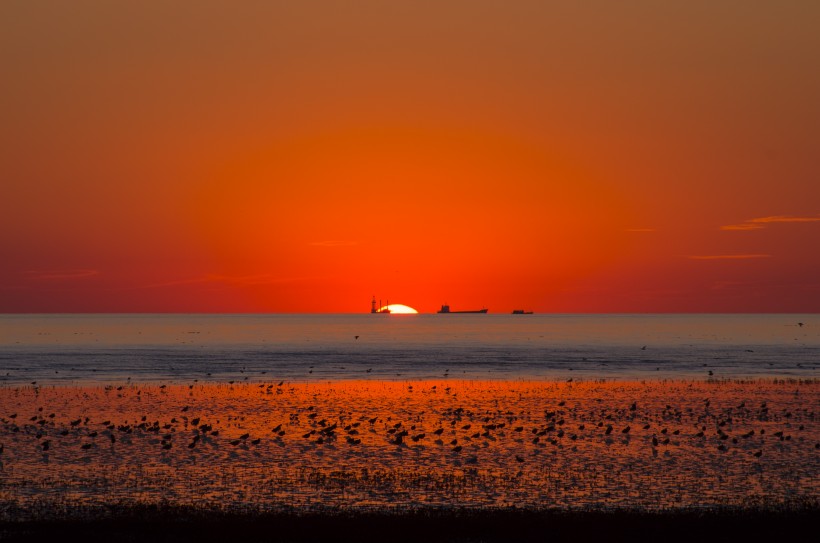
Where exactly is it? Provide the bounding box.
[1,1,819,313]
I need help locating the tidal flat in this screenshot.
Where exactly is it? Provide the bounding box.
[1,379,817,521]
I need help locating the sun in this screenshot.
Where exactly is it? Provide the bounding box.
[380,304,418,314]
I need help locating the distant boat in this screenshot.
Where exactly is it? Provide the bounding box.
[370,296,391,314]
[437,304,488,314]
[512,310,534,314]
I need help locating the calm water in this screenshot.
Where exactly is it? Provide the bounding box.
[0,314,817,385]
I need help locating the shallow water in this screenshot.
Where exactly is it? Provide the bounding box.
[0,380,817,516]
[0,314,818,385]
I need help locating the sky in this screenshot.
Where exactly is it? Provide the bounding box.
[1,1,819,313]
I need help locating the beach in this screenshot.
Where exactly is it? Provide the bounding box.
[2,378,817,521]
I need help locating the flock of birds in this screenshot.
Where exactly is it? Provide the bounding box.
[0,379,817,513]
[1,381,816,466]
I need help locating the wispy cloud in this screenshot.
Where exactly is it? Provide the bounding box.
[309,240,360,247]
[721,215,820,231]
[750,215,820,224]
[720,223,765,231]
[25,269,99,280]
[687,254,771,260]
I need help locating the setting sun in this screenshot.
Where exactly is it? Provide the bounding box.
[381,304,418,314]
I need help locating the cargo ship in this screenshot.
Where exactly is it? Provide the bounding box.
[512,310,534,314]
[437,304,488,314]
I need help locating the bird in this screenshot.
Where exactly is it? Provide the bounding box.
[798,322,804,327]
[354,335,360,340]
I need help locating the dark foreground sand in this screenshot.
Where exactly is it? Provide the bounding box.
[2,506,818,542]
[1,379,817,541]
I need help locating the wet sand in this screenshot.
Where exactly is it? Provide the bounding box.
[1,378,817,521]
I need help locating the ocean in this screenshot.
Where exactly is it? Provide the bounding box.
[0,314,817,385]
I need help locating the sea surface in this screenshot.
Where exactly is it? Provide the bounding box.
[0,314,817,385]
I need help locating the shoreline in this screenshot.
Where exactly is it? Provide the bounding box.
[2,375,818,389]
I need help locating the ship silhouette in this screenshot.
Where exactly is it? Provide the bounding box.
[437,304,488,314]
[370,296,391,314]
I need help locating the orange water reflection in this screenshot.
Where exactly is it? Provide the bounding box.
[0,379,817,516]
